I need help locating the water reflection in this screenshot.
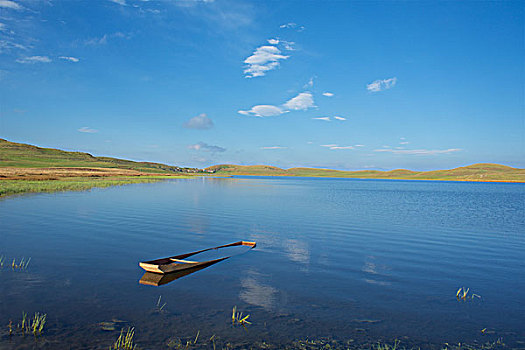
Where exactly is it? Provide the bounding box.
[139,260,220,286]
[361,255,392,286]
[239,269,278,310]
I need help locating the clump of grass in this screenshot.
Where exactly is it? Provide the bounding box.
[110,327,137,350]
[30,312,46,336]
[12,311,46,337]
[11,257,31,270]
[231,306,251,328]
[376,340,400,350]
[456,287,482,301]
[167,330,201,349]
[0,255,5,268]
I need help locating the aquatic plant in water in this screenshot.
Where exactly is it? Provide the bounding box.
[231,306,251,327]
[9,257,31,270]
[13,311,46,336]
[111,327,137,350]
[156,295,167,312]
[456,287,482,301]
[375,339,400,350]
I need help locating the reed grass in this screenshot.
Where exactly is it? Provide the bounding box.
[375,339,400,350]
[456,287,482,301]
[14,311,46,336]
[10,257,31,270]
[231,306,251,327]
[111,327,137,350]
[156,295,167,312]
[0,175,186,197]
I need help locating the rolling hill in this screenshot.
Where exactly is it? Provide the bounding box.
[205,163,525,182]
[0,138,200,174]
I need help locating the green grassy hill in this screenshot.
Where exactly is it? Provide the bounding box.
[206,163,525,182]
[0,138,200,173]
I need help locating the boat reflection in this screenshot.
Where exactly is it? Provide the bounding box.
[139,260,221,286]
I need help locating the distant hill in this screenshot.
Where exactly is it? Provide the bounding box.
[0,138,200,174]
[1,139,523,182]
[206,163,525,182]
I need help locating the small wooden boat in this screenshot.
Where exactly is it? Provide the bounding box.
[139,241,256,274]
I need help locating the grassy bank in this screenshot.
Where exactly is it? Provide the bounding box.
[0,175,191,198]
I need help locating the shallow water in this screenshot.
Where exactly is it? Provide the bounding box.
[1,177,524,349]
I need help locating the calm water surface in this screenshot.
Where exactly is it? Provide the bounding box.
[1,177,524,349]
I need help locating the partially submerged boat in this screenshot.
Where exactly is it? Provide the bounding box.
[139,240,256,274]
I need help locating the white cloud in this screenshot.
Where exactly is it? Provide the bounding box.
[78,127,98,133]
[283,92,315,111]
[330,146,354,150]
[183,113,214,129]
[355,144,365,147]
[109,0,126,5]
[374,148,461,155]
[279,22,305,31]
[367,77,397,92]
[59,56,80,62]
[16,56,51,64]
[0,0,22,10]
[267,38,279,45]
[399,141,409,145]
[312,117,330,121]
[282,41,295,51]
[321,144,354,150]
[238,105,286,117]
[188,142,225,153]
[322,92,334,97]
[334,116,346,121]
[243,45,289,78]
[260,146,287,150]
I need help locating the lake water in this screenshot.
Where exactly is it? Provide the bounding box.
[1,177,524,349]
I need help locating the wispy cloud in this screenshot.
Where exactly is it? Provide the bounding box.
[59,56,80,62]
[16,56,51,64]
[355,144,365,147]
[321,144,354,150]
[322,92,334,97]
[0,0,23,10]
[260,146,287,150]
[400,141,409,145]
[304,77,314,88]
[330,146,354,150]
[283,92,315,111]
[183,113,214,129]
[85,32,130,46]
[312,117,330,121]
[267,38,279,45]
[238,105,286,117]
[367,77,397,92]
[243,45,289,78]
[78,126,98,133]
[188,142,225,153]
[334,116,346,121]
[108,0,126,5]
[374,148,461,155]
[279,22,305,31]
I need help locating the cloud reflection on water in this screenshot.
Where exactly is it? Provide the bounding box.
[239,270,278,310]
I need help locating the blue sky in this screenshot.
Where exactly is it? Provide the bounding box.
[0,0,523,170]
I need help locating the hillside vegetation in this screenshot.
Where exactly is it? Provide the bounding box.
[0,138,200,173]
[206,163,525,182]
